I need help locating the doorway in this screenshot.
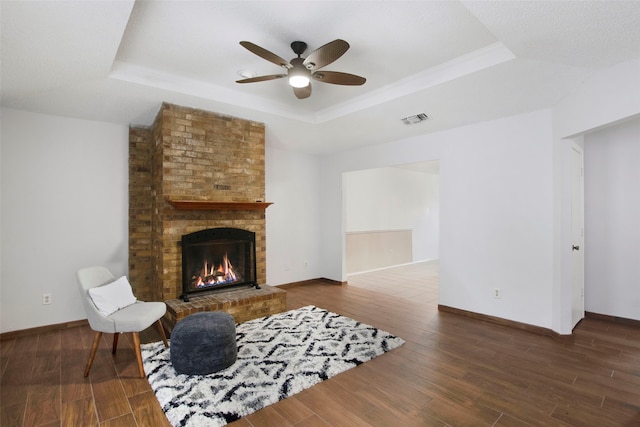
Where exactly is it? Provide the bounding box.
[343,160,440,281]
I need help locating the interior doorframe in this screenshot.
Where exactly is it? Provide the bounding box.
[570,141,585,329]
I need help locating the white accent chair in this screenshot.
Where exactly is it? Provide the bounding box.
[77,266,168,378]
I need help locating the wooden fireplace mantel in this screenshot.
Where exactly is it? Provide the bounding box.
[167,199,273,211]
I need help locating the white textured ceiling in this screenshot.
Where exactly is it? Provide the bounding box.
[2,1,640,155]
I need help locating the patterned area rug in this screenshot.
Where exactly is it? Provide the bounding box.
[141,305,405,427]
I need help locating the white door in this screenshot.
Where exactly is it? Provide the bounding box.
[571,144,585,328]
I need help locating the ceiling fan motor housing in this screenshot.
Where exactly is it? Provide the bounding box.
[290,41,307,56]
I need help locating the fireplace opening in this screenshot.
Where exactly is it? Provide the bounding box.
[181,228,259,301]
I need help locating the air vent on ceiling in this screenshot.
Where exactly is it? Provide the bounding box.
[401,113,429,125]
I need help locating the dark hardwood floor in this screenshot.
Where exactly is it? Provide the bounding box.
[2,261,639,426]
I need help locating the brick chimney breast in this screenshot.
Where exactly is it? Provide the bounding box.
[129,103,267,302]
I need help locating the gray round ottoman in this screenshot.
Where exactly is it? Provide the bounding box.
[170,311,237,375]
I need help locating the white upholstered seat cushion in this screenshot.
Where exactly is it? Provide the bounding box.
[108,301,167,333]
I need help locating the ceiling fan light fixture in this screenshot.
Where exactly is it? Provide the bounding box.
[289,75,310,88]
[288,58,311,88]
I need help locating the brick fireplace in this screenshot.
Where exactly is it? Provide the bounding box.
[128,103,285,329]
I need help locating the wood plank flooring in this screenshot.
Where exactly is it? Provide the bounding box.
[2,261,639,426]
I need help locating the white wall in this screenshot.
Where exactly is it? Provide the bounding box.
[265,146,322,285]
[344,166,439,262]
[1,108,129,333]
[440,110,555,328]
[415,171,440,261]
[321,109,556,329]
[553,59,640,139]
[584,117,640,320]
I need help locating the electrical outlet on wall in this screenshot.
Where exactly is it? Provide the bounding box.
[493,288,501,299]
[42,293,52,305]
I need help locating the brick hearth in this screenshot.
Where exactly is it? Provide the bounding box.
[163,286,286,333]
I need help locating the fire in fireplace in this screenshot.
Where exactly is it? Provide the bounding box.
[181,227,259,301]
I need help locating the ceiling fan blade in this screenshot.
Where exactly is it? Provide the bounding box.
[239,41,291,69]
[303,39,349,71]
[293,84,312,99]
[312,71,366,86]
[236,74,287,84]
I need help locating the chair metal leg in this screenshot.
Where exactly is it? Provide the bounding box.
[132,332,145,378]
[155,319,169,347]
[84,331,102,377]
[112,333,119,355]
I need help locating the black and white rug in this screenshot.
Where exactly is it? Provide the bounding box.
[141,305,405,427]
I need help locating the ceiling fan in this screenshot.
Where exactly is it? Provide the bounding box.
[236,39,366,99]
